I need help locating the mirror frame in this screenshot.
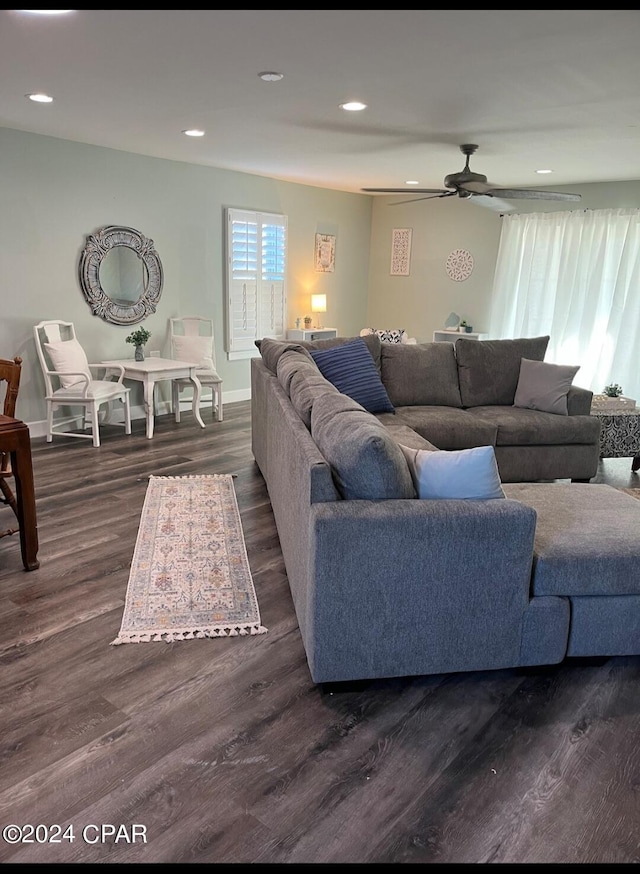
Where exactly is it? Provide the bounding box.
[78,225,164,325]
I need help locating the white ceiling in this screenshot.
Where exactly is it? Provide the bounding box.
[2,9,640,197]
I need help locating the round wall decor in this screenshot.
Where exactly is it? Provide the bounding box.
[446,248,474,282]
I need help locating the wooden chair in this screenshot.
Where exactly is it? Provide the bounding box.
[0,356,22,538]
[33,320,132,448]
[169,316,223,422]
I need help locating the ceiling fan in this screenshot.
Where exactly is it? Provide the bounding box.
[361,144,582,207]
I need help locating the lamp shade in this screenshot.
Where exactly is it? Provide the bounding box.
[311,294,327,313]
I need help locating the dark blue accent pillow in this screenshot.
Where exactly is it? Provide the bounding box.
[310,338,395,414]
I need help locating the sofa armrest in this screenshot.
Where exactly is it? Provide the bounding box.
[304,497,539,682]
[567,385,593,416]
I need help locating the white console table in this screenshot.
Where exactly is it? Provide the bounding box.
[433,330,488,343]
[287,328,338,342]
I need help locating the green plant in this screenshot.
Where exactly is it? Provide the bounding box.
[604,383,623,397]
[125,327,151,347]
[459,320,468,327]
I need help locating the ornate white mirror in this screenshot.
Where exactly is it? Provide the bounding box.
[78,225,164,325]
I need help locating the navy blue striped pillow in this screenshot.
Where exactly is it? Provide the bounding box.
[310,338,395,414]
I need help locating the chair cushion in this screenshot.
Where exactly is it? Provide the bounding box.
[513,358,580,415]
[310,338,394,414]
[44,338,91,388]
[172,334,215,370]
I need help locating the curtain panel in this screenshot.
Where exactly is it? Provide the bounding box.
[489,208,640,402]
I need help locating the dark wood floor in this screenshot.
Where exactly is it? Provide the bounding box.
[1,402,639,863]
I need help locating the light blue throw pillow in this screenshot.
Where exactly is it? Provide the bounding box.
[310,338,394,414]
[398,444,505,500]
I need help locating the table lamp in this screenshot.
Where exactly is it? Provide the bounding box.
[311,294,327,328]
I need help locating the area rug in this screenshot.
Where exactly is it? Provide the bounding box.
[620,487,640,500]
[111,475,267,645]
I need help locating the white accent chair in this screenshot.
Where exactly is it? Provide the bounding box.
[33,319,132,448]
[169,316,223,422]
[359,328,417,344]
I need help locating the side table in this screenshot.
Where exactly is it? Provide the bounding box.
[591,408,640,472]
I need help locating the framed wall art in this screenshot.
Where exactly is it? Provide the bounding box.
[390,228,412,276]
[314,233,336,273]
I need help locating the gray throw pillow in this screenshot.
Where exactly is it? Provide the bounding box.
[456,335,550,407]
[513,358,580,415]
[310,392,415,500]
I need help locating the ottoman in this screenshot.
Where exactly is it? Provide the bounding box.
[503,483,640,657]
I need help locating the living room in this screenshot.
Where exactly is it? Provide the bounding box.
[2,10,640,865]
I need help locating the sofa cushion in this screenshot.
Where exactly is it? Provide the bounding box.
[464,405,600,446]
[276,349,321,395]
[381,342,463,407]
[456,335,550,407]
[289,368,339,429]
[399,444,505,500]
[310,338,394,414]
[513,358,580,415]
[258,337,314,375]
[310,392,415,500]
[392,406,498,450]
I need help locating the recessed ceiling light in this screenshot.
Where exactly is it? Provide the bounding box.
[258,71,283,82]
[339,102,367,112]
[536,169,553,174]
[19,10,74,13]
[183,129,205,137]
[405,180,420,185]
[26,92,53,103]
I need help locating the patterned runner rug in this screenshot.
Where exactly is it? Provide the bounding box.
[111,474,267,644]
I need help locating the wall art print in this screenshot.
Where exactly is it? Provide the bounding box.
[314,233,336,273]
[445,248,474,281]
[390,228,412,276]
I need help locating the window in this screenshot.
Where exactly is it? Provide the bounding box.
[225,208,287,360]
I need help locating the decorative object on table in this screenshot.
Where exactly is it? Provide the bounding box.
[111,474,268,645]
[304,315,313,329]
[459,319,474,333]
[444,311,461,331]
[591,383,636,412]
[445,248,474,281]
[311,293,327,328]
[390,228,412,276]
[314,233,335,273]
[125,326,151,361]
[295,317,301,329]
[78,225,164,326]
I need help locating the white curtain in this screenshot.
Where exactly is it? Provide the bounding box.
[489,208,640,401]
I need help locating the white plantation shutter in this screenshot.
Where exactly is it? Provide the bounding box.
[225,208,287,359]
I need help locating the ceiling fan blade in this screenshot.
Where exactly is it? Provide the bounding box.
[483,187,581,202]
[467,195,516,213]
[361,188,450,194]
[389,191,457,205]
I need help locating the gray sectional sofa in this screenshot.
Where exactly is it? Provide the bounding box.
[251,333,640,685]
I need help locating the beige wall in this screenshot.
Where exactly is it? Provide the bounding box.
[2,124,640,434]
[0,128,372,431]
[367,181,640,343]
